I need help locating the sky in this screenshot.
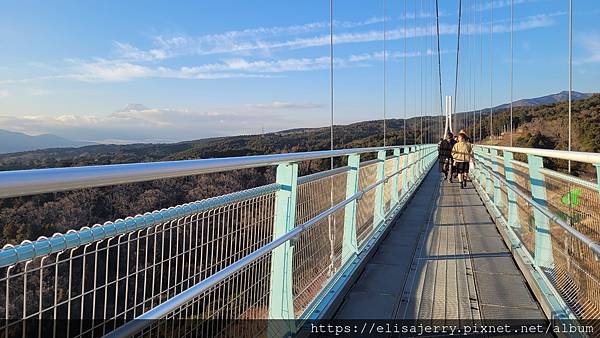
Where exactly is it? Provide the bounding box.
[0,0,599,144]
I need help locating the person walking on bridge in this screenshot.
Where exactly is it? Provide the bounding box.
[459,129,472,143]
[438,132,455,181]
[458,129,473,181]
[451,132,473,189]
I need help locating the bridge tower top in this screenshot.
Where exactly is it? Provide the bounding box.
[444,95,454,138]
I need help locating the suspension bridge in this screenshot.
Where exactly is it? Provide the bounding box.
[0,0,598,337]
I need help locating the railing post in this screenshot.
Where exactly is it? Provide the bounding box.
[391,148,401,207]
[484,149,494,196]
[409,146,416,185]
[342,154,360,262]
[419,145,424,174]
[504,151,519,228]
[527,154,554,268]
[416,145,420,176]
[478,148,486,186]
[490,149,502,207]
[472,147,479,176]
[374,150,386,226]
[596,165,600,198]
[268,162,298,335]
[402,147,409,194]
[417,145,422,176]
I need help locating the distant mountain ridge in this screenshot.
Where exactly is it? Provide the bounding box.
[0,129,93,154]
[493,91,592,110]
[0,91,593,155]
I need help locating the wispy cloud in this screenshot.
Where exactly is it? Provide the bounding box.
[1,12,560,84]
[69,48,443,82]
[577,32,600,64]
[115,17,387,62]
[0,90,8,98]
[246,101,324,110]
[0,103,300,142]
[29,88,51,96]
[113,12,558,62]
[474,0,534,12]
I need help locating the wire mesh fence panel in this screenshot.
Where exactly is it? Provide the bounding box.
[356,162,378,248]
[513,194,536,259]
[0,190,277,338]
[474,147,600,333]
[508,161,536,257]
[543,172,600,244]
[292,171,347,316]
[497,156,509,219]
[540,170,600,333]
[512,161,531,194]
[383,157,395,214]
[397,160,404,196]
[545,218,600,333]
[136,254,273,338]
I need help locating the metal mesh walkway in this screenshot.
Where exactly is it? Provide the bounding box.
[334,165,545,321]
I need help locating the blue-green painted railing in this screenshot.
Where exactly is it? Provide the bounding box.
[0,144,437,338]
[472,145,600,334]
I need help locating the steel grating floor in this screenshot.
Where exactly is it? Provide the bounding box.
[333,164,545,322]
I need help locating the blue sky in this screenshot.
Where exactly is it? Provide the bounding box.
[0,0,598,143]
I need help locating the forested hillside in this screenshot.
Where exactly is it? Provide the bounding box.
[0,94,598,245]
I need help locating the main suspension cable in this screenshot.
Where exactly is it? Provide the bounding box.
[419,0,423,144]
[404,0,407,146]
[453,0,463,130]
[383,0,387,147]
[479,0,483,142]
[471,0,476,139]
[489,0,494,139]
[435,0,443,139]
[510,0,514,146]
[568,0,573,172]
[329,0,334,163]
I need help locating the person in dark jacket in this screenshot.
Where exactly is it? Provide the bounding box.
[438,132,455,180]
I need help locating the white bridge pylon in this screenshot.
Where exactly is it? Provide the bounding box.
[444,95,454,138]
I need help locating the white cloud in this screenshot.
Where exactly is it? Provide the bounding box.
[0,104,300,142]
[247,101,324,110]
[115,18,386,62]
[474,0,532,11]
[0,90,8,98]
[577,32,600,64]
[112,12,558,62]
[348,49,443,63]
[1,12,560,85]
[29,88,51,96]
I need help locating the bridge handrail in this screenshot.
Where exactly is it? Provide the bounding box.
[472,155,600,257]
[0,146,402,199]
[476,145,600,165]
[0,145,425,268]
[104,146,438,338]
[472,144,600,326]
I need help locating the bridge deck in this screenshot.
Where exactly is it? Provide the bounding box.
[333,165,545,321]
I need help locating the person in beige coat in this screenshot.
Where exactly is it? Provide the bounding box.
[451,132,473,189]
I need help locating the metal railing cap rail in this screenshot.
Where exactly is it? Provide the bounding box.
[103,147,437,338]
[0,183,280,268]
[474,158,600,258]
[0,146,437,267]
[475,145,600,165]
[0,145,433,199]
